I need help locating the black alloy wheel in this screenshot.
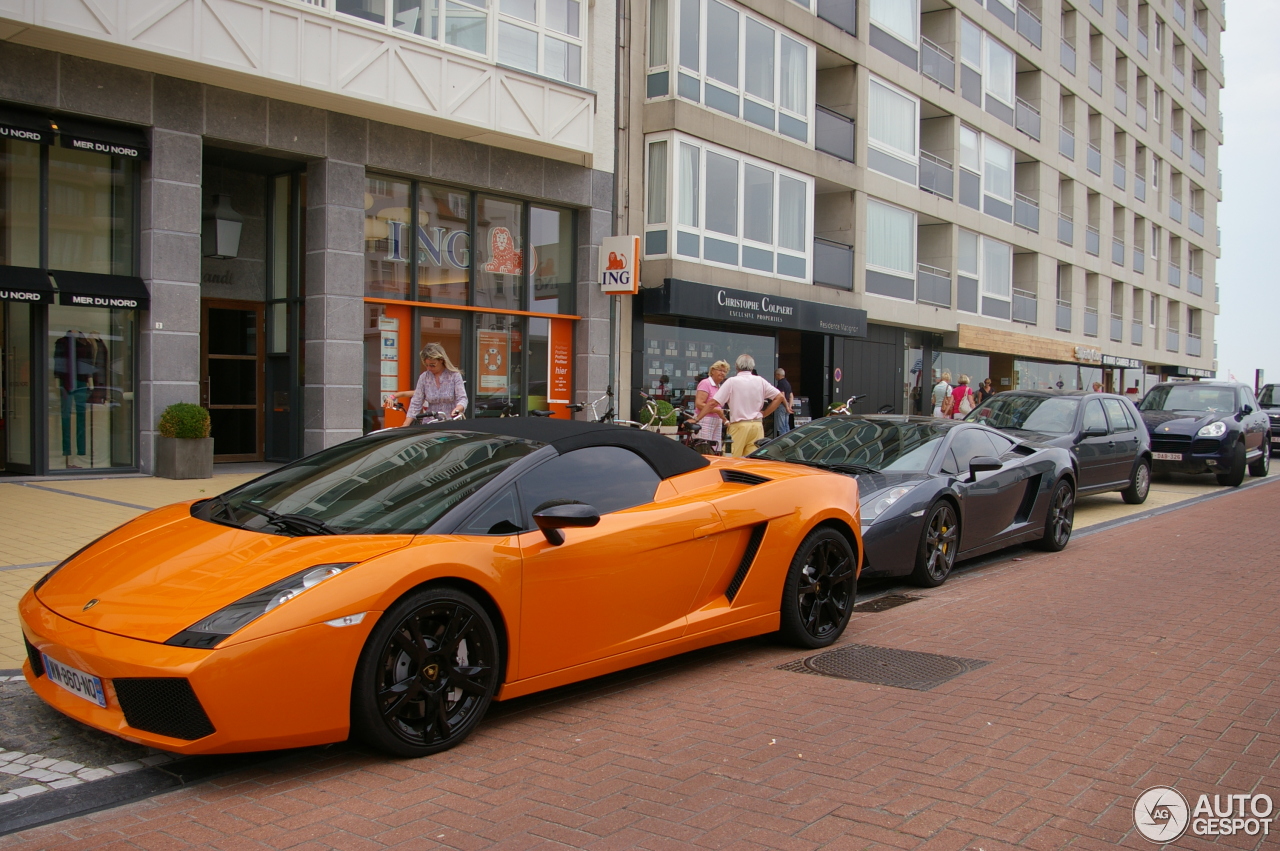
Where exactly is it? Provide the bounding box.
[1216,441,1247,487]
[1035,479,1075,552]
[779,527,857,648]
[352,588,500,757]
[1248,436,1271,477]
[911,501,959,588]
[1121,458,1152,505]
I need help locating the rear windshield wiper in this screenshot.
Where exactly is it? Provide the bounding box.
[238,502,338,536]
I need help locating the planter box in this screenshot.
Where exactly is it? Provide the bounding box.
[155,437,214,479]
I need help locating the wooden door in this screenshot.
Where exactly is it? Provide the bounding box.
[201,299,264,462]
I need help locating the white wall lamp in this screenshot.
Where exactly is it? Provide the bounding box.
[201,194,244,259]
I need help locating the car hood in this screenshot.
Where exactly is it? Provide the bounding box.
[994,428,1070,448]
[36,502,411,644]
[1140,409,1224,435]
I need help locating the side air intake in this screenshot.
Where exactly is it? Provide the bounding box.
[725,524,767,601]
[721,470,771,486]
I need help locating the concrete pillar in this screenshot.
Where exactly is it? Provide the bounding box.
[573,172,613,416]
[138,129,203,473]
[303,158,365,455]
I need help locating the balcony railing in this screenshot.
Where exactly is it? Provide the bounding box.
[1087,143,1102,175]
[1114,160,1126,189]
[1086,225,1101,256]
[1060,124,1076,159]
[1013,289,1038,324]
[1132,321,1144,345]
[1137,101,1148,128]
[921,37,956,91]
[1170,197,1183,222]
[1117,8,1129,38]
[1089,62,1104,94]
[1191,84,1207,114]
[1169,261,1182,287]
[1173,0,1186,27]
[1171,131,1184,158]
[815,106,856,163]
[1190,209,1205,235]
[1167,329,1180,352]
[816,0,856,36]
[1138,26,1149,57]
[1192,20,1208,52]
[1061,39,1077,75]
[1017,3,1043,48]
[1016,97,1042,140]
[1134,247,1146,273]
[1084,306,1100,337]
[1173,66,1185,92]
[1187,332,1202,356]
[1191,147,1205,174]
[1058,211,1074,245]
[917,263,952,307]
[1115,84,1127,114]
[1220,110,1224,133]
[1056,300,1072,331]
[919,151,954,199]
[1111,313,1124,342]
[813,237,854,290]
[1112,237,1126,265]
[1015,192,1040,232]
[1135,174,1147,202]
[1189,270,1204,295]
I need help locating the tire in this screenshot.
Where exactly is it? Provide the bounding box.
[1120,458,1152,505]
[1034,479,1075,552]
[778,527,857,649]
[910,501,959,588]
[1249,436,1271,478]
[351,587,500,758]
[1216,441,1247,487]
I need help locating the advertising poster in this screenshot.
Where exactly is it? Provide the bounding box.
[478,329,510,394]
[379,317,399,392]
[549,320,572,404]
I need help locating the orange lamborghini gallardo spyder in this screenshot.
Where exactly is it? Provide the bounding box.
[20,419,861,757]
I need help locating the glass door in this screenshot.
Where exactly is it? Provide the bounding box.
[202,300,264,462]
[1,303,34,474]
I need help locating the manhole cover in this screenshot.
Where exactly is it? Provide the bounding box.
[853,594,921,613]
[777,644,990,691]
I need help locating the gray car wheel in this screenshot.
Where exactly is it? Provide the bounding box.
[1249,436,1271,478]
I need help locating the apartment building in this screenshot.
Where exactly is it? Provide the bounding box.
[0,0,617,474]
[618,0,1223,419]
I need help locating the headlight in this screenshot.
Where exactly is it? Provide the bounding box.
[166,563,355,648]
[861,486,914,522]
[1197,421,1227,438]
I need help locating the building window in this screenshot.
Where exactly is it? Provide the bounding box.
[983,136,1014,209]
[643,131,813,280]
[649,0,815,143]
[959,18,1015,118]
[959,229,1012,317]
[867,76,919,184]
[870,0,917,46]
[865,199,915,280]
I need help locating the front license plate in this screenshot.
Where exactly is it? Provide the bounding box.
[1153,452,1184,461]
[42,653,107,708]
[1272,436,1280,444]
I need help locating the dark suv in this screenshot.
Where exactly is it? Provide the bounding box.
[965,390,1153,503]
[1137,381,1272,487]
[1259,384,1280,457]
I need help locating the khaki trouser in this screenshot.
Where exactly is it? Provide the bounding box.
[727,419,765,457]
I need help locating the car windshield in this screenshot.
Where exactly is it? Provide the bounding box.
[1259,385,1279,407]
[754,419,949,473]
[203,430,541,535]
[1140,384,1237,414]
[965,395,1080,434]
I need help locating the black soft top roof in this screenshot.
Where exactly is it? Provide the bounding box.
[417,418,710,479]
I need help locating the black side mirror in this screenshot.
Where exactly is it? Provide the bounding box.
[968,455,1003,481]
[1081,425,1108,438]
[532,502,600,546]
[1240,405,1254,417]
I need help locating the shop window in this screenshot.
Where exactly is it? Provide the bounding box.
[363,177,414,300]
[649,0,814,143]
[530,206,574,315]
[474,312,524,415]
[474,196,525,311]
[641,321,775,401]
[642,131,813,281]
[870,0,917,46]
[417,184,471,305]
[0,139,40,269]
[865,199,915,299]
[867,77,919,185]
[47,305,136,471]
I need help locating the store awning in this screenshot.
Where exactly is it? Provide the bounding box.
[54,115,149,160]
[0,105,56,145]
[52,271,150,310]
[0,266,55,304]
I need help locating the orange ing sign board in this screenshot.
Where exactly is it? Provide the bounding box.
[549,318,573,404]
[600,236,640,294]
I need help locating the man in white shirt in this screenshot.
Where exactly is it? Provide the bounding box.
[712,354,782,457]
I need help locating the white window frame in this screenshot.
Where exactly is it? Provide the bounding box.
[960,18,1015,110]
[958,228,980,314]
[958,228,1013,309]
[866,76,920,182]
[869,0,918,48]
[648,0,816,145]
[642,131,814,282]
[982,135,1014,205]
[865,199,917,289]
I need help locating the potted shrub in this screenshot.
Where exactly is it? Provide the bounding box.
[155,403,213,479]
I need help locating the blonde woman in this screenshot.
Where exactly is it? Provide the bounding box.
[689,360,730,454]
[400,343,468,424]
[951,375,974,419]
[932,370,953,417]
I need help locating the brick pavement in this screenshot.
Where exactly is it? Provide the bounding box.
[1,478,1276,849]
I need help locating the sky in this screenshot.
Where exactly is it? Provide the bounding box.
[1215,1,1280,388]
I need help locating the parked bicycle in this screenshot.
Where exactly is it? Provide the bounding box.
[566,386,661,429]
[828,395,895,416]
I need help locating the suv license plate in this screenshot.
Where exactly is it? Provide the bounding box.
[1153,451,1184,461]
[42,653,107,708]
